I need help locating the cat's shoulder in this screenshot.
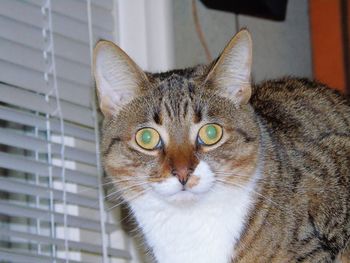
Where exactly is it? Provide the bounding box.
[250,77,350,134]
[251,76,350,108]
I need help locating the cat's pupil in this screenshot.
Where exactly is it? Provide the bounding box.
[206,125,217,139]
[141,130,152,144]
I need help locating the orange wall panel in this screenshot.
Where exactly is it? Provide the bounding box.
[309,0,346,92]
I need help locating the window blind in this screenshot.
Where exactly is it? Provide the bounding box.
[0,0,135,262]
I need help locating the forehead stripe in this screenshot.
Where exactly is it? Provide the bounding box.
[183,101,189,119]
[194,105,202,123]
[164,102,173,120]
[153,108,162,125]
[103,137,121,157]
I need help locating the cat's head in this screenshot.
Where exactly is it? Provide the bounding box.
[93,30,260,205]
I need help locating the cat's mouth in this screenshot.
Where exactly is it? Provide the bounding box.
[151,184,207,204]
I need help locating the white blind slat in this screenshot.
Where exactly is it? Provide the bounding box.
[0,229,131,259]
[0,177,99,209]
[0,15,91,65]
[0,38,91,86]
[0,60,91,107]
[0,0,113,43]
[26,0,114,32]
[0,248,82,263]
[0,152,98,187]
[0,200,117,233]
[0,83,94,127]
[90,0,113,11]
[0,106,96,141]
[0,128,97,165]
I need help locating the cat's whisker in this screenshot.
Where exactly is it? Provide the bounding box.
[104,182,150,200]
[214,171,255,182]
[214,171,302,191]
[75,180,119,194]
[82,187,144,210]
[107,190,146,212]
[112,177,149,185]
[214,170,274,183]
[215,179,287,213]
[104,176,150,186]
[214,170,251,176]
[75,177,147,194]
[106,196,132,212]
[113,174,150,180]
[101,180,118,186]
[106,198,129,212]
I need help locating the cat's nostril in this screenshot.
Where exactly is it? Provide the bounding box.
[171,167,191,186]
[179,177,188,186]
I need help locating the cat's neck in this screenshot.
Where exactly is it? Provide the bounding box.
[129,152,264,263]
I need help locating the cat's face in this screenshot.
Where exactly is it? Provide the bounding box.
[94,30,260,205]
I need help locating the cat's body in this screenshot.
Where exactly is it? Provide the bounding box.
[235,78,350,262]
[93,30,350,262]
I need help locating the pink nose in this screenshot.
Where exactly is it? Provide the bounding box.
[171,166,193,185]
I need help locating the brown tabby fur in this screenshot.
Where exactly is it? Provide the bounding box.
[234,78,350,262]
[96,32,350,262]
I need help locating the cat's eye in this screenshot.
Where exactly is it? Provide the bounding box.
[197,124,223,146]
[135,128,161,150]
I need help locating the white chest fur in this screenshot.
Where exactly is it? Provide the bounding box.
[130,184,256,263]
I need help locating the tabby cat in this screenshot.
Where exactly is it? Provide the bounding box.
[93,30,350,263]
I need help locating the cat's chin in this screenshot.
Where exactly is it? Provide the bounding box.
[165,190,202,204]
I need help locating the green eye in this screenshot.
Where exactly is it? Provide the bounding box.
[198,124,223,146]
[135,128,161,150]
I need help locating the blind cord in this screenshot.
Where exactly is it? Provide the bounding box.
[192,0,242,63]
[42,0,69,261]
[87,1,109,262]
[41,3,57,261]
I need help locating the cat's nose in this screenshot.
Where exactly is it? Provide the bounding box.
[171,167,193,186]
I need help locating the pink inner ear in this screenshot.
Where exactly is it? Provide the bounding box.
[94,40,150,116]
[99,96,116,117]
[202,31,252,106]
[100,87,143,117]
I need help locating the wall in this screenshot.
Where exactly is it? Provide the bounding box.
[173,0,312,82]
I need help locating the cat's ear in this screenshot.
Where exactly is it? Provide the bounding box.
[204,29,252,106]
[93,40,148,117]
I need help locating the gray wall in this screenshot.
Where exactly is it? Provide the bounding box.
[173,0,312,82]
